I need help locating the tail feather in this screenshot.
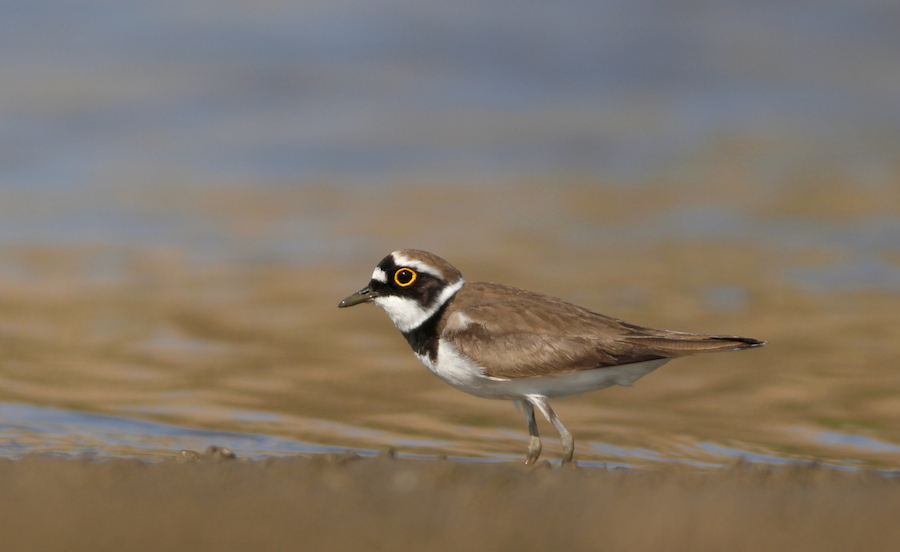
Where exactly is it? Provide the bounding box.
[626,334,765,357]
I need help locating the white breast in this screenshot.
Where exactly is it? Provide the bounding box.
[417,340,669,400]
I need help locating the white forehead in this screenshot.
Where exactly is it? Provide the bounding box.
[371,267,388,283]
[390,252,444,279]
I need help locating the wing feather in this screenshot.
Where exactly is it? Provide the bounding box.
[440,282,763,379]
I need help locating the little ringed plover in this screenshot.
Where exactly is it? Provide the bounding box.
[339,249,764,465]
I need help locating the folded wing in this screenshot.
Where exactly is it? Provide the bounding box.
[441,282,763,380]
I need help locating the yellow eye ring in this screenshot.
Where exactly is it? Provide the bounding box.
[394,268,417,287]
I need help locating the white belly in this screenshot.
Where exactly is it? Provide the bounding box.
[416,340,669,400]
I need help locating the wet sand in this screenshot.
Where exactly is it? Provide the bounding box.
[2,181,899,467]
[1,180,899,552]
[2,450,899,552]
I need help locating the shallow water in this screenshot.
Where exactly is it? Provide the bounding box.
[4,402,899,474]
[1,185,899,470]
[1,1,899,470]
[3,0,899,188]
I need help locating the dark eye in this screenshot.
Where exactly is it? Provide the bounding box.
[394,268,417,287]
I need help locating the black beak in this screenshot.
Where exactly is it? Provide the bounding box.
[338,286,379,308]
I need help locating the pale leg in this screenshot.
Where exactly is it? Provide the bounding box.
[527,394,574,464]
[520,400,542,465]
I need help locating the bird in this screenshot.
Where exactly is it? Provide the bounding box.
[338,249,764,465]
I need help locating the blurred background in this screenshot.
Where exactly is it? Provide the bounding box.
[0,0,898,468]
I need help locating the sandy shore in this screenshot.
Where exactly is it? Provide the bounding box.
[1,182,899,551]
[2,182,900,468]
[1,449,898,552]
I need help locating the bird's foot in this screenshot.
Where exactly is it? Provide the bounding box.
[524,435,542,465]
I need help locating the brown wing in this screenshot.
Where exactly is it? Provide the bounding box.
[441,282,763,379]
